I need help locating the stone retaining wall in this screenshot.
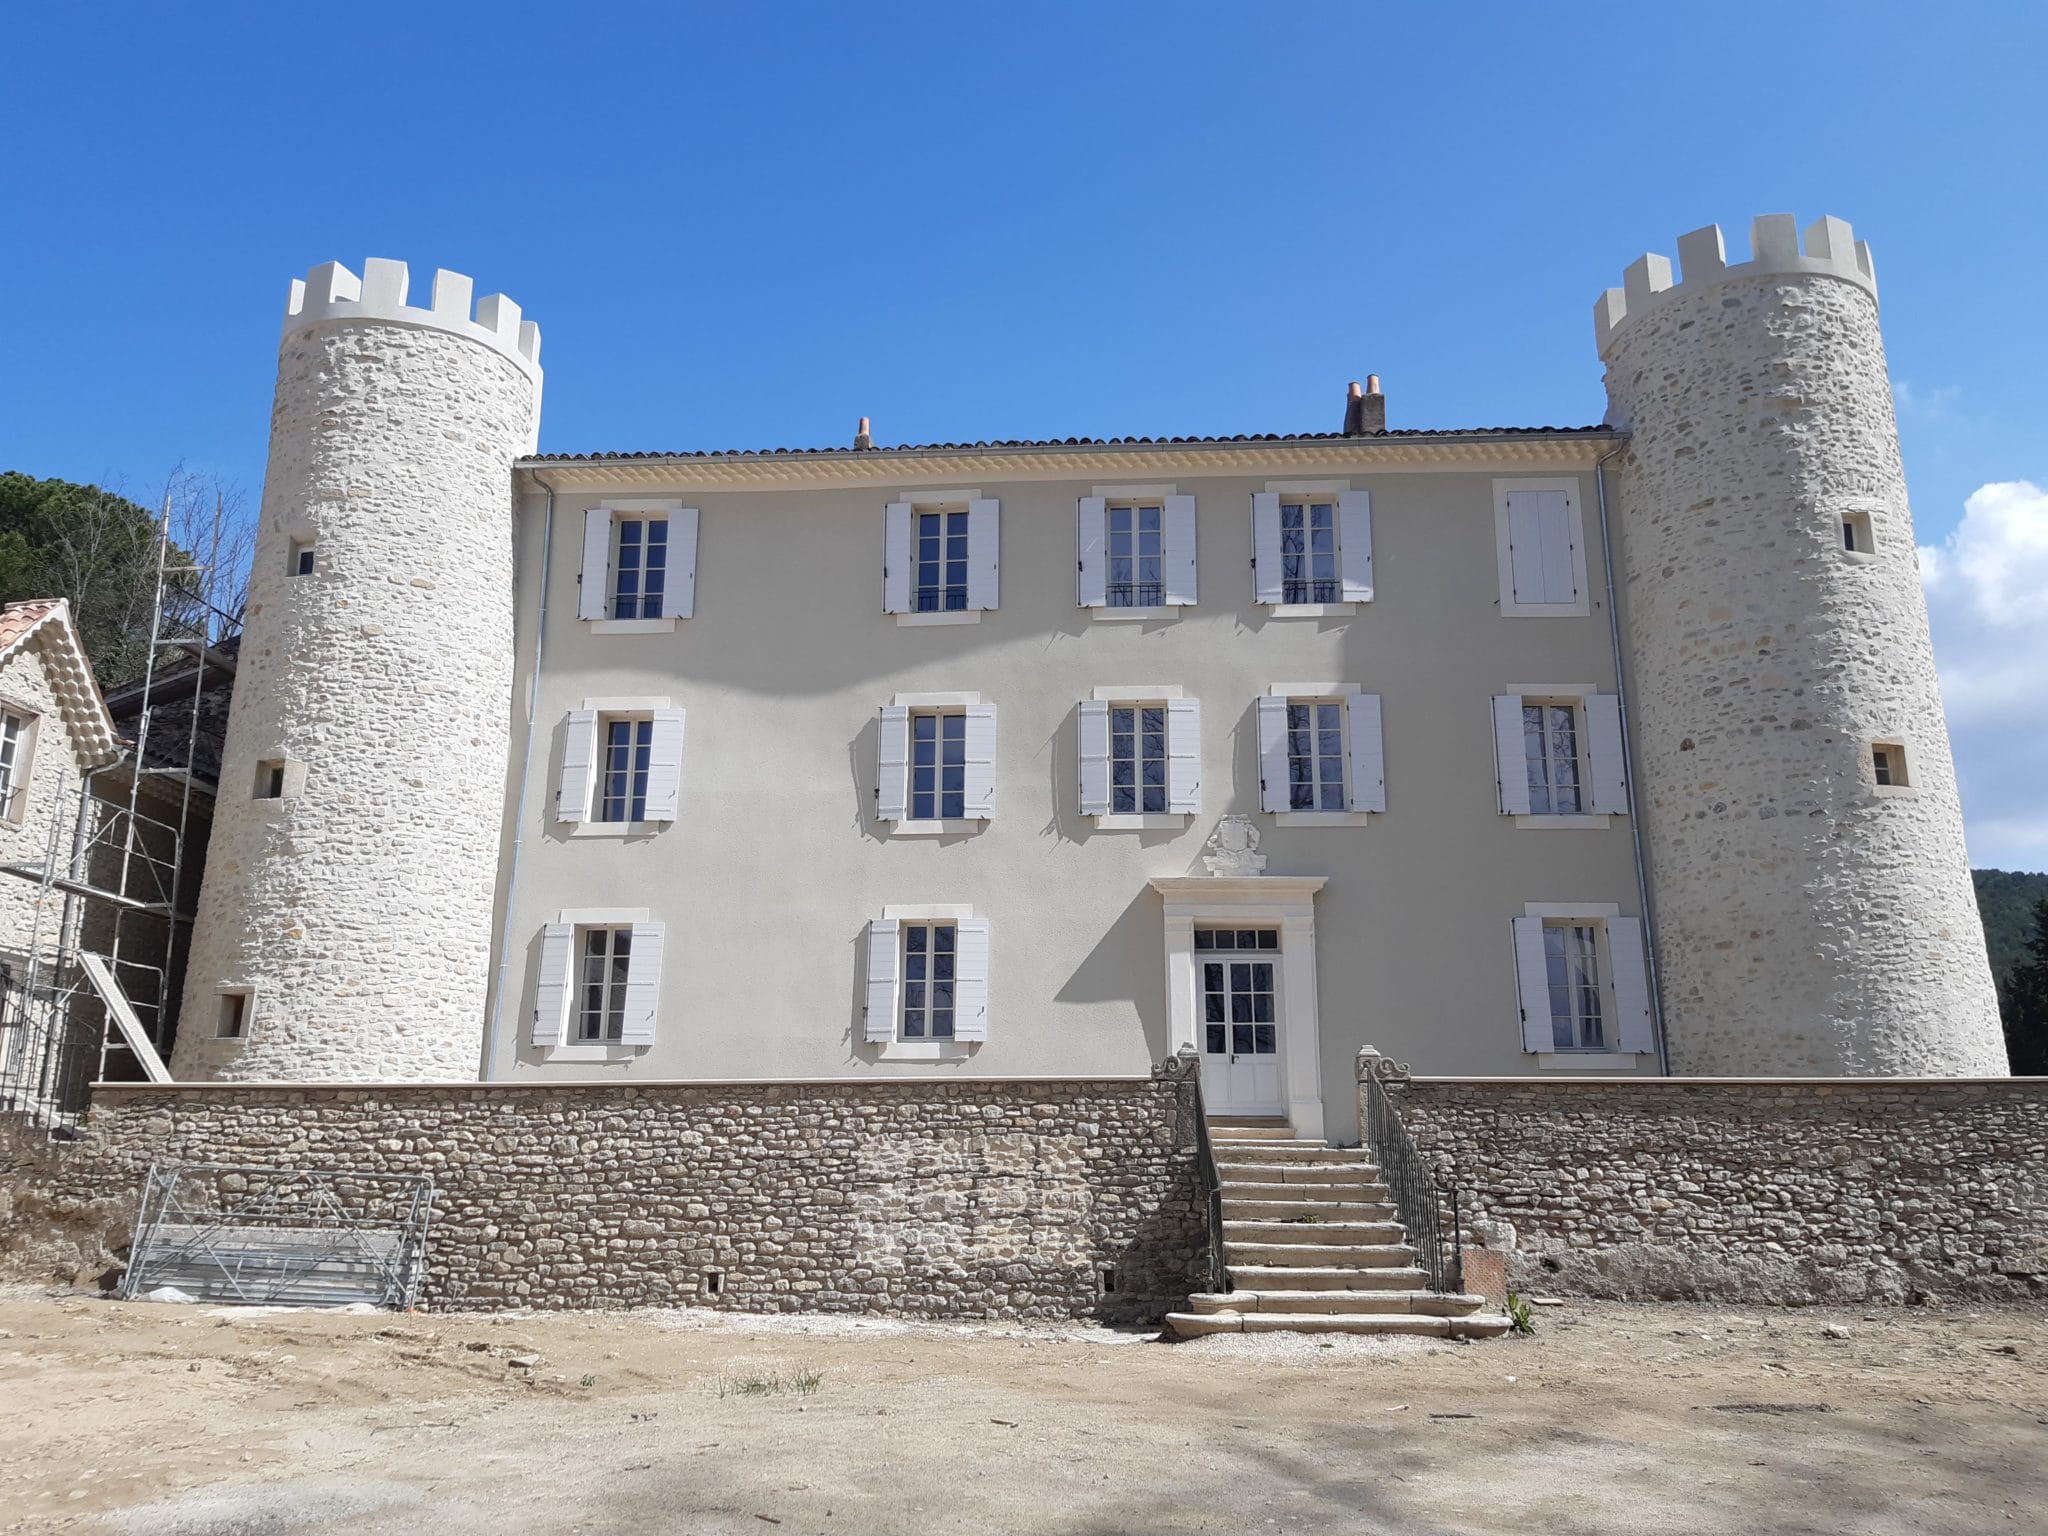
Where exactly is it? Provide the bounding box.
[1385,1075,2048,1303]
[1,1068,1207,1323]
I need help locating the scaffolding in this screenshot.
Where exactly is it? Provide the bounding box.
[0,492,235,1131]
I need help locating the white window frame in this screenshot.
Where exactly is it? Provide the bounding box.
[1079,685,1196,828]
[1494,478,1591,617]
[1260,684,1381,826]
[864,904,987,1061]
[1494,687,1625,826]
[1079,486,1197,619]
[560,696,682,837]
[1512,902,1654,1068]
[1253,482,1372,617]
[877,692,993,835]
[886,492,998,626]
[580,500,699,633]
[535,906,659,1062]
[0,708,37,827]
[287,534,317,578]
[1872,737,1916,798]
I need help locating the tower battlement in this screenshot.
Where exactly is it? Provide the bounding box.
[285,258,542,384]
[1594,214,1877,359]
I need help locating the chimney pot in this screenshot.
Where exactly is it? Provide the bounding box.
[854,416,873,450]
[1342,376,1387,437]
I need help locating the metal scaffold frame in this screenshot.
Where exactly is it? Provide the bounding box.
[0,491,237,1131]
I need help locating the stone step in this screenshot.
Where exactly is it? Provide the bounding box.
[1224,1241,1416,1268]
[1215,1163,1382,1186]
[1226,1265,1430,1291]
[1222,1219,1408,1244]
[1211,1138,1330,1155]
[1167,1311,1514,1340]
[1211,1145,1369,1166]
[1188,1289,1491,1317]
[1205,1119,1295,1141]
[1218,1181,1393,1206]
[1222,1198,1398,1222]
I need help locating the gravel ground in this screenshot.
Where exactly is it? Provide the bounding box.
[0,1286,2042,1534]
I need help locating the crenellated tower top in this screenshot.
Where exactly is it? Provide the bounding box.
[1594,214,1877,360]
[284,258,543,386]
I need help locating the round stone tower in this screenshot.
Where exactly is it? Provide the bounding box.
[174,259,541,1081]
[1599,214,2005,1076]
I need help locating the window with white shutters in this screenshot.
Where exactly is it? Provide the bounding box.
[876,698,993,826]
[558,705,682,827]
[1252,489,1371,609]
[535,918,665,1052]
[580,504,698,624]
[1511,911,1655,1057]
[886,499,999,617]
[864,911,989,1047]
[1259,691,1381,818]
[1079,694,1199,820]
[1493,692,1626,819]
[1495,480,1589,617]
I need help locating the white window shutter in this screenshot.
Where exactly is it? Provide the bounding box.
[962,703,998,818]
[579,509,612,621]
[1166,697,1201,814]
[876,705,910,822]
[1506,494,1544,606]
[1346,693,1385,812]
[1539,493,1578,603]
[1077,497,1108,608]
[619,921,665,1046]
[1492,695,1532,815]
[1585,693,1628,814]
[1511,916,1552,1053]
[1252,493,1284,605]
[642,708,686,822]
[1163,494,1198,606]
[1257,694,1290,813]
[953,917,990,1041]
[556,709,598,823]
[1608,917,1654,1054]
[967,498,1001,611]
[670,507,700,619]
[883,502,912,614]
[1077,699,1111,816]
[863,918,899,1043]
[1338,489,1373,602]
[533,923,574,1047]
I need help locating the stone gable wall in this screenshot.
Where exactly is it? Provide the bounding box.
[1,1072,1208,1323]
[1389,1076,2048,1303]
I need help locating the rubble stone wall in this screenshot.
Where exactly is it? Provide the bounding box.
[1391,1076,2048,1303]
[0,1072,1208,1323]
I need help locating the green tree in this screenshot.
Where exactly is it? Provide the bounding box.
[1999,896,2048,1076]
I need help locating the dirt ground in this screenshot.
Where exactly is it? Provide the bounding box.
[0,1286,2043,1535]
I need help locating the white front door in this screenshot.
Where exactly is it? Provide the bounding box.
[1195,926,1285,1115]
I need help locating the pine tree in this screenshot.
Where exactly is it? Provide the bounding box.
[1999,896,2048,1076]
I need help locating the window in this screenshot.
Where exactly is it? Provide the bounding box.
[1280,499,1339,604]
[1286,700,1347,812]
[610,515,668,620]
[1842,511,1874,556]
[0,712,27,820]
[1523,703,1583,815]
[216,991,249,1040]
[1110,704,1168,814]
[1495,479,1590,616]
[1873,740,1910,789]
[288,537,316,577]
[910,710,966,820]
[576,926,633,1043]
[1543,923,1605,1051]
[1195,926,1279,1058]
[914,509,970,613]
[252,756,301,801]
[1106,503,1163,607]
[598,718,653,822]
[900,921,956,1040]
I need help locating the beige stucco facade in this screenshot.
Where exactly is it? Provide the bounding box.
[484,441,1653,1139]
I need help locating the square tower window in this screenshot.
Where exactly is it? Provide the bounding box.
[1872,741,1911,790]
[288,537,316,577]
[253,757,303,801]
[1842,511,1875,557]
[216,989,251,1040]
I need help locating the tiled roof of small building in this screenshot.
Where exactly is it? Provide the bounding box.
[0,599,120,764]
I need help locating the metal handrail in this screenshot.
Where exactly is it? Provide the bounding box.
[1361,1063,1461,1294]
[1179,1054,1229,1296]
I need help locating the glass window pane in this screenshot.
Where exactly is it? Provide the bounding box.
[1233,1024,1254,1054]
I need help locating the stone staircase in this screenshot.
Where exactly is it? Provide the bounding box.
[1166,1117,1509,1339]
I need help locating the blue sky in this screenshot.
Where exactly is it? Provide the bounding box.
[3,3,2044,865]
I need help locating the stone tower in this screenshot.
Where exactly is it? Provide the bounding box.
[1599,215,2005,1076]
[173,260,541,1082]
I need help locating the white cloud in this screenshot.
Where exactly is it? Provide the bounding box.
[1921,480,2048,870]
[1892,378,1962,420]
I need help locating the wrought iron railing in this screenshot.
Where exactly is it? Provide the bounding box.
[1282,578,1343,603]
[1360,1052,1461,1294]
[1106,582,1164,608]
[1188,1069,1228,1295]
[913,585,969,613]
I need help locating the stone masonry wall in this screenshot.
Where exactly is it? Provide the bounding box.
[1390,1076,2048,1304]
[1,1070,1208,1323]
[174,312,536,1082]
[1602,236,2004,1075]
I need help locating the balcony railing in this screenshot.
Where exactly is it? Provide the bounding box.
[913,586,969,613]
[1282,578,1343,604]
[1106,582,1164,608]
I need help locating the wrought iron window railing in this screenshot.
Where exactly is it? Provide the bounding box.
[1360,1053,1461,1293]
[1106,582,1164,608]
[913,586,970,613]
[1282,578,1343,604]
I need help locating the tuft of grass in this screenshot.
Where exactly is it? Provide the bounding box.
[1280,1214,1322,1224]
[717,1364,824,1399]
[1505,1290,1536,1336]
[579,1373,597,1388]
